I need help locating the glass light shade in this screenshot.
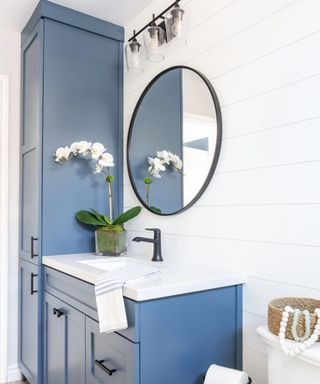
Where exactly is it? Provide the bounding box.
[125,38,143,74]
[165,4,187,48]
[143,24,165,62]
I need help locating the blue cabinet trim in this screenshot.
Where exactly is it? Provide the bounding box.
[22,0,124,45]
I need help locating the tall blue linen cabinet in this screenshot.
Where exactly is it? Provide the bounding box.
[19,1,124,383]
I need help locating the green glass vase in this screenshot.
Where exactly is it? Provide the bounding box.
[95,229,127,256]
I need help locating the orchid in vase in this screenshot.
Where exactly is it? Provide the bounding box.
[144,150,183,213]
[55,141,141,255]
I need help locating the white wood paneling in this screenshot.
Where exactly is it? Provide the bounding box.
[243,312,267,355]
[189,1,320,82]
[124,1,320,382]
[218,118,320,172]
[243,347,268,384]
[222,74,320,137]
[244,278,320,317]
[125,204,320,246]
[211,31,320,105]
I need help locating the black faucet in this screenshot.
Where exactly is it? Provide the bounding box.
[132,228,163,262]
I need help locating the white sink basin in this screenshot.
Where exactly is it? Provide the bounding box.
[78,257,148,272]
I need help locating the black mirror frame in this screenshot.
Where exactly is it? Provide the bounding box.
[127,65,223,216]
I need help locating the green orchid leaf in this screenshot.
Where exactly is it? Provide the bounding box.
[90,209,111,225]
[112,206,142,226]
[76,210,107,227]
[150,206,162,214]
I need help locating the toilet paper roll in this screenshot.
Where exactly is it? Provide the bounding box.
[204,364,249,384]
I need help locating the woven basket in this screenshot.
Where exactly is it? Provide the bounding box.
[268,297,320,341]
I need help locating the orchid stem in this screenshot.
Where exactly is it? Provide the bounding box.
[106,168,113,222]
[146,184,150,207]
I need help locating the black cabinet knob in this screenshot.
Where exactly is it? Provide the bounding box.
[53,308,64,318]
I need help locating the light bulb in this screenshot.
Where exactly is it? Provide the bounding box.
[165,4,187,47]
[148,35,159,53]
[144,24,165,62]
[130,51,140,68]
[126,35,143,74]
[172,18,182,37]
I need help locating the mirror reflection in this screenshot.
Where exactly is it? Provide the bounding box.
[127,66,222,215]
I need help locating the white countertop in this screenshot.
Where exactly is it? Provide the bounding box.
[42,253,246,301]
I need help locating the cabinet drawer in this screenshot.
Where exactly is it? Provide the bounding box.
[43,266,140,342]
[86,317,139,384]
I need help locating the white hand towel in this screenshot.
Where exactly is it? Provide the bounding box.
[95,278,128,333]
[95,264,159,333]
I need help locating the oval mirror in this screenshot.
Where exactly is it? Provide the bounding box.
[127,66,222,215]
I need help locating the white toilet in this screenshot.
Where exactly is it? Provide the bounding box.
[257,326,320,384]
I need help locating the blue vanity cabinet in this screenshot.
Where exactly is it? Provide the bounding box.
[19,1,124,383]
[19,260,40,384]
[43,292,86,384]
[43,266,243,384]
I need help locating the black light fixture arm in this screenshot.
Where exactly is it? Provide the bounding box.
[128,0,181,42]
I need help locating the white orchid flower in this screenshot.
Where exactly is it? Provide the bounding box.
[70,141,80,154]
[94,163,103,174]
[156,150,171,164]
[98,152,114,168]
[91,142,106,160]
[149,157,165,171]
[55,146,71,162]
[148,157,156,166]
[76,141,92,156]
[170,154,183,170]
[148,166,161,178]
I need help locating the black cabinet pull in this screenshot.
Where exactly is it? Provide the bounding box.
[53,308,64,318]
[95,359,116,376]
[31,236,38,258]
[30,273,38,295]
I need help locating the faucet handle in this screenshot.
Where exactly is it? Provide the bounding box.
[145,228,161,237]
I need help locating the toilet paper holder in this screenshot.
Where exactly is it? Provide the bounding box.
[202,375,252,383]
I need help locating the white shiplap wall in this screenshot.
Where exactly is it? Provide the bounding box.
[124,1,320,382]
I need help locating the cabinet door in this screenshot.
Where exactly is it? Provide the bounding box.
[86,317,139,384]
[19,260,39,384]
[20,20,43,264]
[43,292,86,384]
[42,18,122,256]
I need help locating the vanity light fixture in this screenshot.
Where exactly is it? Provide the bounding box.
[165,3,187,48]
[125,31,144,74]
[127,1,186,71]
[144,16,165,62]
